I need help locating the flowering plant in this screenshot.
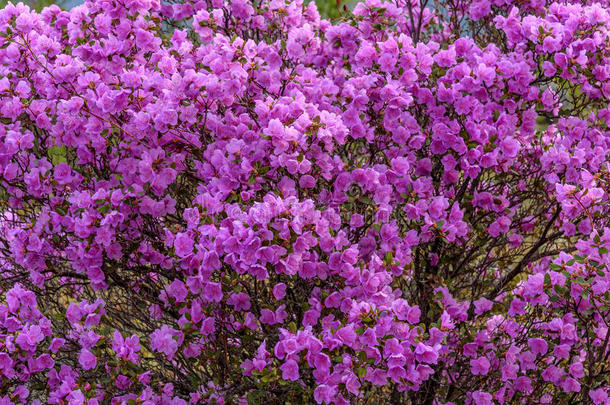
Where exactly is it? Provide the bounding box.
[0,0,609,403]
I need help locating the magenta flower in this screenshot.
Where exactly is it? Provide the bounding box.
[528,338,548,356]
[53,163,72,185]
[589,389,609,405]
[1,0,610,402]
[174,232,194,258]
[280,359,299,381]
[314,384,336,404]
[15,324,44,351]
[167,279,188,303]
[150,325,182,360]
[562,377,581,393]
[470,356,490,375]
[471,391,493,405]
[203,282,223,303]
[272,283,286,300]
[78,349,97,371]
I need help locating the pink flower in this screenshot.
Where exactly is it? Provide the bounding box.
[49,338,65,353]
[554,344,571,359]
[299,175,315,188]
[314,384,336,404]
[428,196,449,221]
[174,232,194,258]
[541,365,562,383]
[227,292,251,311]
[66,303,82,324]
[167,279,188,303]
[500,138,520,158]
[53,163,72,185]
[415,342,439,364]
[441,310,455,330]
[569,362,585,379]
[79,349,97,370]
[203,282,223,303]
[260,309,276,325]
[474,298,493,315]
[472,391,493,405]
[508,233,522,248]
[337,325,357,346]
[151,325,182,360]
[67,390,86,405]
[470,356,490,375]
[562,377,581,393]
[280,359,299,381]
[366,368,387,386]
[515,376,533,393]
[355,42,377,67]
[502,363,518,381]
[589,389,608,405]
[407,305,421,324]
[272,283,286,300]
[528,338,548,355]
[488,216,511,237]
[508,298,526,316]
[15,324,44,351]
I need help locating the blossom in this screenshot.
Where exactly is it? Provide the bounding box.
[470,356,491,375]
[272,283,286,300]
[78,349,97,370]
[150,325,181,360]
[562,377,581,393]
[528,338,548,356]
[66,303,82,324]
[53,163,72,185]
[15,324,44,351]
[203,282,223,303]
[415,342,439,364]
[474,298,493,315]
[569,363,585,379]
[280,359,299,381]
[227,292,251,311]
[167,279,188,303]
[589,389,608,405]
[314,384,336,404]
[174,233,194,258]
[0,0,609,403]
[471,391,493,405]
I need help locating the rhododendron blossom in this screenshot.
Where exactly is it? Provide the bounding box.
[0,0,609,403]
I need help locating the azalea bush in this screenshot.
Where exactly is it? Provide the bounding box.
[0,0,609,403]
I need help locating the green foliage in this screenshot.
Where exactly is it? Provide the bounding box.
[310,0,355,19]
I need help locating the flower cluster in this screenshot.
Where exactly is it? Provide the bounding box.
[0,0,608,403]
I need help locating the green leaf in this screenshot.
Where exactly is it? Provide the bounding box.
[48,145,67,164]
[356,366,366,378]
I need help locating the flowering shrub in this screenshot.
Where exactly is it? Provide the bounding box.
[0,0,609,403]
